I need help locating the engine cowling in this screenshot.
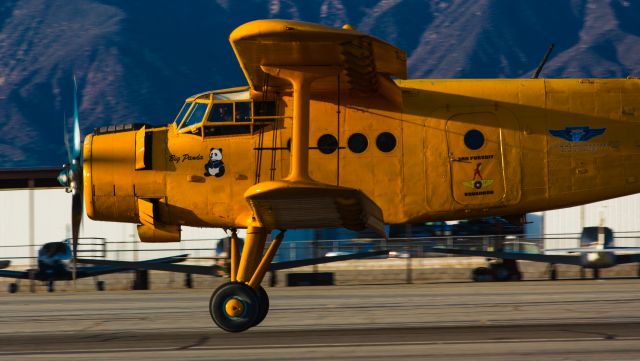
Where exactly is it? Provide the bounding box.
[83,125,179,242]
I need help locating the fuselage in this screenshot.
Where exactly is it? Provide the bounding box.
[82,78,640,241]
[35,241,73,280]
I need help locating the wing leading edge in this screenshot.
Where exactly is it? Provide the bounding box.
[426,247,583,265]
[229,19,407,107]
[78,250,388,276]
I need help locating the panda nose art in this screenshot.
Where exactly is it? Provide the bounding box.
[204,148,225,178]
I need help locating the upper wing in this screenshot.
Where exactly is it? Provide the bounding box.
[0,168,62,190]
[426,247,583,266]
[230,19,407,107]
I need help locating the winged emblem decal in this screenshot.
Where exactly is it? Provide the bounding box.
[548,126,606,142]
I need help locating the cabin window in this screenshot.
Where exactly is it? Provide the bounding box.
[376,132,396,152]
[181,102,208,129]
[348,133,368,153]
[464,129,484,150]
[174,101,193,125]
[254,101,276,116]
[317,134,338,154]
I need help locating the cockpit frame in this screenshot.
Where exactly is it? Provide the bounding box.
[172,87,280,139]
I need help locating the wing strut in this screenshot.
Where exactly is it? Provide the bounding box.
[261,65,339,182]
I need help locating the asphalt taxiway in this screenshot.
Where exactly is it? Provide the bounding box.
[1,279,640,360]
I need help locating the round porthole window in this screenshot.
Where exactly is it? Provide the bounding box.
[347,133,368,153]
[464,129,484,150]
[317,134,338,154]
[376,132,396,152]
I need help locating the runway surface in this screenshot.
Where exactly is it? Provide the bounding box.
[1,279,640,360]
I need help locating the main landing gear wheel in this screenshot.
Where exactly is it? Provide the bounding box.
[210,283,261,332]
[254,286,269,327]
[8,283,18,293]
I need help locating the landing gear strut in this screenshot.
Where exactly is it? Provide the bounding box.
[549,264,557,280]
[209,226,284,332]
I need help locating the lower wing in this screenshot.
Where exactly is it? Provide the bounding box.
[77,250,388,276]
[0,269,31,280]
[75,254,189,278]
[426,247,582,266]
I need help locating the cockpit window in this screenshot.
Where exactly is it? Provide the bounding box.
[174,101,192,125]
[208,103,233,123]
[181,102,208,129]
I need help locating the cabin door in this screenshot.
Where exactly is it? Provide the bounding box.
[446,113,506,205]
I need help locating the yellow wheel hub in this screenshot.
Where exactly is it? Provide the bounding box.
[225,298,245,317]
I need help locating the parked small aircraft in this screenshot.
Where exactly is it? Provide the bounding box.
[8,19,640,332]
[428,226,640,281]
[0,240,187,293]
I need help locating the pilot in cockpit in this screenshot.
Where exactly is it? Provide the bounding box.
[212,104,232,122]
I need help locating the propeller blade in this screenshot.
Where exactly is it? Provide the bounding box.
[71,174,83,261]
[72,76,81,159]
[62,111,72,163]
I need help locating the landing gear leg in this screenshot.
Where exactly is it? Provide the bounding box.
[96,280,106,291]
[209,226,284,332]
[184,273,193,289]
[593,268,600,279]
[549,264,557,280]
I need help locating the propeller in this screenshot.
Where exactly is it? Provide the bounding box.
[57,76,83,283]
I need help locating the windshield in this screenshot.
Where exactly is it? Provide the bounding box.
[174,102,192,125]
[180,102,208,129]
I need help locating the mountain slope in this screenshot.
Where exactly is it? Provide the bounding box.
[0,0,638,167]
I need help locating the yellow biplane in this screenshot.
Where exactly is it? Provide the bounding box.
[57,20,640,332]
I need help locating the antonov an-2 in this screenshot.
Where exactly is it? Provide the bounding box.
[56,20,640,332]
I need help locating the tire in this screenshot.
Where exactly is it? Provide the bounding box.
[472,267,494,282]
[209,283,260,333]
[510,272,522,281]
[8,283,18,294]
[253,286,269,327]
[47,280,55,293]
[493,265,511,282]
